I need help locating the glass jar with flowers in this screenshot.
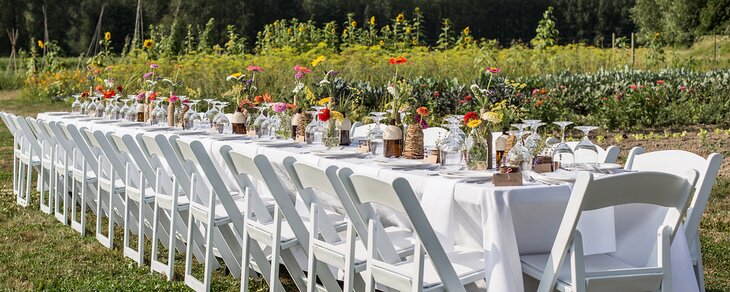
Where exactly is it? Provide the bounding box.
[319,107,340,147]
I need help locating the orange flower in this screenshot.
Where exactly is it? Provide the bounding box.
[262,92,273,103]
[416,106,429,116]
[95,85,103,92]
[286,103,297,109]
[536,99,544,106]
[388,56,407,65]
[656,80,664,85]
[254,95,263,103]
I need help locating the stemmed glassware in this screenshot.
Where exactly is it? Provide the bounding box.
[152,99,167,125]
[253,105,269,138]
[71,94,82,113]
[95,96,106,118]
[204,100,219,127]
[552,121,574,168]
[524,120,545,155]
[183,99,200,130]
[506,123,533,177]
[367,112,387,156]
[119,96,131,119]
[574,126,600,165]
[214,101,231,134]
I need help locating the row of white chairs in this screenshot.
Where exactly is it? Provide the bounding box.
[0,111,720,292]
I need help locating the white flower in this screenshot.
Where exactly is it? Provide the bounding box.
[104,79,114,88]
[387,85,399,98]
[319,79,330,86]
[292,82,304,94]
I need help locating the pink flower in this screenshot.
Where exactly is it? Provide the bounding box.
[486,67,501,74]
[150,63,159,69]
[247,65,263,72]
[629,84,638,90]
[532,88,539,95]
[143,72,153,79]
[294,65,312,74]
[169,95,178,103]
[679,85,687,91]
[136,92,145,101]
[271,102,287,113]
[295,72,303,80]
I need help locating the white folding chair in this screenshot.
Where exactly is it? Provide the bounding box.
[284,160,417,292]
[566,141,620,164]
[135,134,212,280]
[423,127,449,149]
[624,147,722,292]
[338,169,486,291]
[27,117,56,214]
[171,137,244,290]
[349,121,363,138]
[13,115,43,207]
[62,124,109,237]
[220,148,343,292]
[351,123,386,140]
[521,171,698,292]
[80,128,128,248]
[0,112,22,197]
[45,121,80,225]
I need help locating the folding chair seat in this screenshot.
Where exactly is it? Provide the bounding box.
[13,115,43,207]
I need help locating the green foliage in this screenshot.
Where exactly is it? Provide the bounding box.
[531,6,560,49]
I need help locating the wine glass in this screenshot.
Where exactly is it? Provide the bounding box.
[552,121,574,168]
[368,112,387,157]
[183,100,200,130]
[574,126,600,166]
[71,94,82,113]
[524,120,545,155]
[119,96,131,119]
[95,97,106,118]
[253,105,269,138]
[152,99,167,125]
[214,101,231,134]
[506,124,532,175]
[204,101,220,127]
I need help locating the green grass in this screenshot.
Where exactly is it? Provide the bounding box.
[0,90,728,291]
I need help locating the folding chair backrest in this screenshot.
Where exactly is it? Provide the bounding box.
[14,115,43,155]
[625,147,722,246]
[541,171,697,291]
[565,141,619,163]
[63,124,99,171]
[224,150,308,243]
[343,172,465,290]
[137,134,192,196]
[173,138,243,231]
[219,145,273,223]
[351,123,385,139]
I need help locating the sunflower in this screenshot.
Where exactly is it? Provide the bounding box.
[143,39,154,49]
[369,16,376,26]
[37,40,44,49]
[463,27,470,35]
[396,13,405,23]
[351,21,357,28]
[104,31,111,41]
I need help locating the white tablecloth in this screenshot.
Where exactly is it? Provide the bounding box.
[39,113,699,292]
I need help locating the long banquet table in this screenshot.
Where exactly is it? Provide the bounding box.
[39,112,699,292]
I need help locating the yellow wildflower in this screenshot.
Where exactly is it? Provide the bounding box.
[464,36,472,43]
[37,40,44,49]
[351,21,357,28]
[143,39,154,49]
[379,40,385,46]
[104,31,111,41]
[654,32,661,39]
[331,110,344,121]
[396,13,405,23]
[342,28,349,37]
[287,27,293,34]
[369,16,376,26]
[405,26,412,34]
[481,111,503,124]
[298,25,306,32]
[273,20,279,27]
[466,119,482,128]
[317,97,332,106]
[229,72,243,78]
[311,56,326,68]
[463,26,470,35]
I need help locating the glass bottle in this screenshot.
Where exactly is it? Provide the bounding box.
[383,119,403,158]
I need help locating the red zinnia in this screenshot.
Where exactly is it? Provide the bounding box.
[103,90,115,99]
[389,56,407,65]
[318,108,331,122]
[486,67,501,74]
[95,85,103,93]
[463,111,478,125]
[116,85,123,93]
[656,80,664,85]
[464,95,472,102]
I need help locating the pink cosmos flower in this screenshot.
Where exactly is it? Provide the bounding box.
[150,63,159,69]
[629,84,638,90]
[271,102,287,113]
[247,65,263,72]
[143,72,153,79]
[294,65,312,74]
[486,67,501,74]
[295,72,303,80]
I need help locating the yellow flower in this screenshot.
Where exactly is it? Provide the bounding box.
[273,20,279,27]
[104,31,111,41]
[229,72,243,78]
[311,56,326,67]
[331,110,344,121]
[481,111,502,124]
[37,40,44,49]
[464,36,472,43]
[466,119,482,128]
[143,39,154,49]
[654,32,661,39]
[369,16,376,26]
[396,13,405,23]
[298,25,306,32]
[405,26,412,34]
[463,26,470,35]
[351,21,357,28]
[379,40,385,46]
[342,28,349,37]
[317,97,332,105]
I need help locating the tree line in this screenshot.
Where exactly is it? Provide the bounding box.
[0,0,726,56]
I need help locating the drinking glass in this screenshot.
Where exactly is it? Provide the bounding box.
[524,120,545,155]
[95,97,106,118]
[574,126,600,165]
[552,121,574,168]
[506,124,532,174]
[214,101,231,134]
[253,105,269,138]
[204,100,219,127]
[71,94,82,113]
[367,112,387,157]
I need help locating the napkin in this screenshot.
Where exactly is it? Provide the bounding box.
[420,177,459,251]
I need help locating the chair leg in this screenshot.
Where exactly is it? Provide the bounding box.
[165,206,178,280]
[270,207,282,292]
[24,160,32,207]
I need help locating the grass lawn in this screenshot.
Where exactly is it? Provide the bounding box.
[0,90,728,291]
